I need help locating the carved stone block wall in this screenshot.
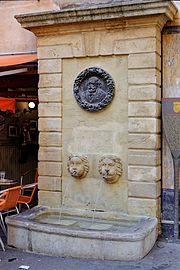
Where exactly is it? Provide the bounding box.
[16,0,178,217]
[36,20,161,215]
[38,52,63,207]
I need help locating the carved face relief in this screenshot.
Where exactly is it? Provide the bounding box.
[73,67,115,112]
[98,156,122,184]
[67,155,89,179]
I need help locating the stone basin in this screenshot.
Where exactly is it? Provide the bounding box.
[6,206,157,260]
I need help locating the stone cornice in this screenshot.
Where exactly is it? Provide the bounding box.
[15,0,177,30]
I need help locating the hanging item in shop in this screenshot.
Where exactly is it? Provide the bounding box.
[0,115,5,130]
[21,120,31,145]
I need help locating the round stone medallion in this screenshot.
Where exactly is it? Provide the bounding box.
[73,67,115,112]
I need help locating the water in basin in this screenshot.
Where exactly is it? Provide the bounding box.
[33,212,139,231]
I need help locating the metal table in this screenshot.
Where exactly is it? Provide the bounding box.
[0,179,19,191]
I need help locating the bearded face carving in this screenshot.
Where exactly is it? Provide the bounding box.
[98,156,123,184]
[67,155,89,179]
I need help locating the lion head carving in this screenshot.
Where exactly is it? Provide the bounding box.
[98,156,122,184]
[67,155,89,179]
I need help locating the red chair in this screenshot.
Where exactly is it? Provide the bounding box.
[18,168,38,211]
[0,186,21,236]
[18,182,38,210]
[20,168,38,186]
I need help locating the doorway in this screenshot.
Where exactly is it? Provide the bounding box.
[0,54,38,183]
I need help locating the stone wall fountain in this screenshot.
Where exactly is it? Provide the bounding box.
[6,0,177,260]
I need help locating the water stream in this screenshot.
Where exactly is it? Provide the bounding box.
[58,180,71,223]
[91,179,103,225]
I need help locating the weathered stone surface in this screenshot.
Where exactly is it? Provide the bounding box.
[114,38,161,55]
[38,175,61,191]
[38,103,62,117]
[83,31,101,56]
[16,1,177,29]
[38,33,85,57]
[129,150,161,166]
[38,147,62,162]
[7,207,157,260]
[128,198,159,216]
[128,134,161,149]
[128,52,161,70]
[128,102,160,117]
[128,118,160,133]
[128,181,161,199]
[38,73,62,88]
[128,69,161,85]
[39,191,61,207]
[38,118,61,132]
[7,225,29,251]
[38,59,62,73]
[128,166,161,182]
[39,132,62,146]
[128,85,161,101]
[38,88,62,102]
[62,55,128,212]
[38,45,73,59]
[38,161,62,176]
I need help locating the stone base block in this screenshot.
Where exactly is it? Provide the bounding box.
[6,206,157,261]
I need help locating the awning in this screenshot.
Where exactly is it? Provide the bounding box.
[0,97,16,113]
[0,53,37,67]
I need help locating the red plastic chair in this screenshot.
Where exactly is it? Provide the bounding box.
[0,186,21,236]
[18,182,38,210]
[20,168,38,186]
[18,168,38,211]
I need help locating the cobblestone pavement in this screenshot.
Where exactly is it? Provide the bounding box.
[0,239,180,270]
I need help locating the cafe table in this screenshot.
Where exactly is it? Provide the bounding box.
[0,179,19,191]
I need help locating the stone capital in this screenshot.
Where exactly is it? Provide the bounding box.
[15,0,178,34]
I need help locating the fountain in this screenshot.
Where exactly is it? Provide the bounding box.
[6,62,158,260]
[7,206,157,260]
[6,0,178,261]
